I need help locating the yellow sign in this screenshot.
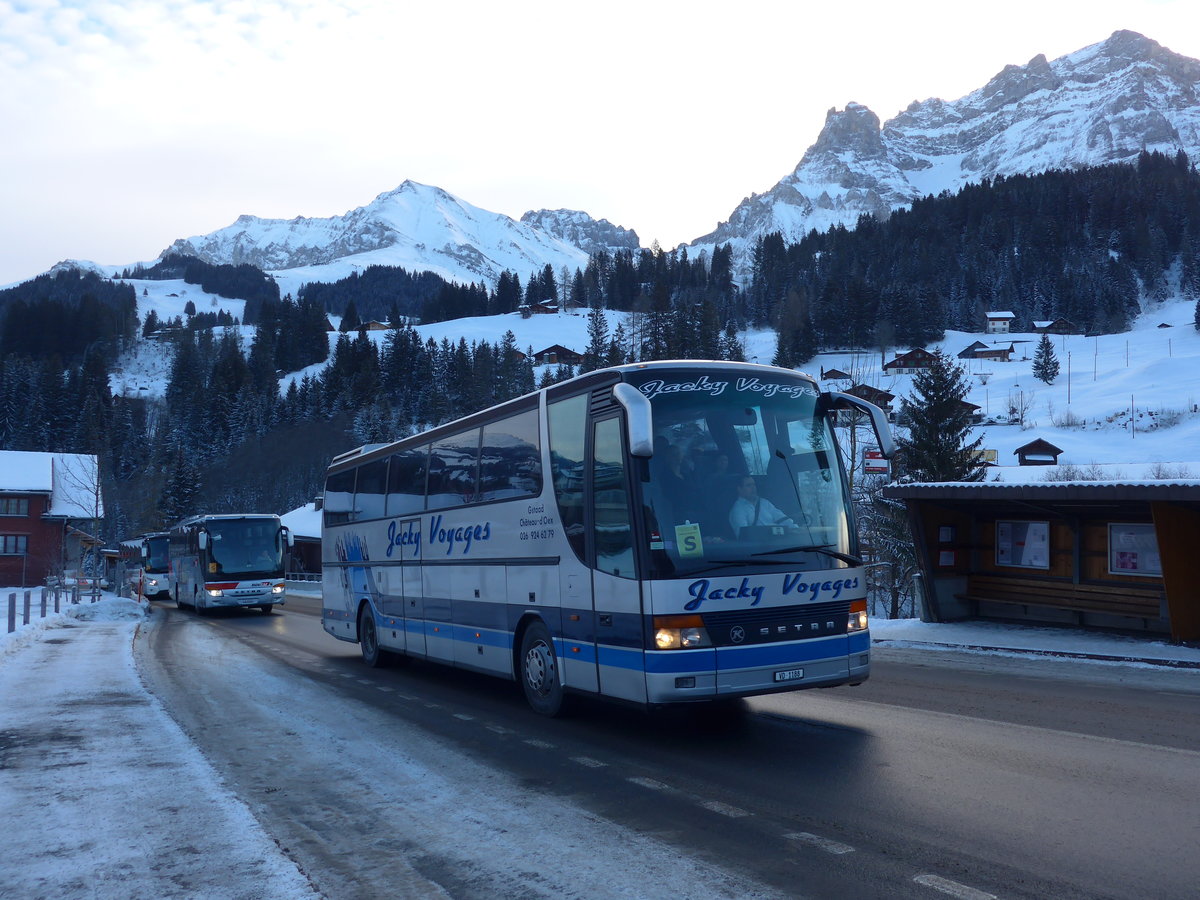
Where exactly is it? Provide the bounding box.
[675,522,704,558]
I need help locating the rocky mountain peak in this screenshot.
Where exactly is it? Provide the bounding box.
[688,30,1200,273]
[806,102,887,160]
[520,209,641,257]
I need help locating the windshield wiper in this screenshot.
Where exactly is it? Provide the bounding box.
[752,545,863,566]
[682,558,802,574]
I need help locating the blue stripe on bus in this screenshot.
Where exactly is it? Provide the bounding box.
[344,602,867,672]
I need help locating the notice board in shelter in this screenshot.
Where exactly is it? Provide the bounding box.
[996,520,1049,569]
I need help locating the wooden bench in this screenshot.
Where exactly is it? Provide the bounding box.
[958,574,1163,620]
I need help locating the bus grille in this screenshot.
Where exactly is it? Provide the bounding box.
[701,601,850,646]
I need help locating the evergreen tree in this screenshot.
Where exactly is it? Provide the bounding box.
[896,350,986,482]
[340,300,360,333]
[580,302,609,373]
[1031,333,1061,384]
[158,444,202,526]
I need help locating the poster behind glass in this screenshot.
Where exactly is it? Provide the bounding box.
[1108,523,1162,577]
[996,520,1050,569]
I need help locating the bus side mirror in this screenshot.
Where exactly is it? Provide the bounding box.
[613,383,653,458]
[822,391,897,459]
[198,531,208,550]
[282,527,294,548]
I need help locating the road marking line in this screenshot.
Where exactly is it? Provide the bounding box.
[486,725,513,735]
[523,739,556,749]
[571,756,607,768]
[785,832,855,855]
[700,800,749,818]
[454,713,475,721]
[376,686,394,692]
[628,776,671,792]
[913,874,997,899]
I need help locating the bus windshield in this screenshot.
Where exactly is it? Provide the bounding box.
[630,372,854,579]
[206,519,284,577]
[145,535,170,573]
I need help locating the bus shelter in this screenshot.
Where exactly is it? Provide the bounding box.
[881,481,1200,643]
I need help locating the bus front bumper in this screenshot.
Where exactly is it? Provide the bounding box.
[203,583,286,607]
[643,632,870,703]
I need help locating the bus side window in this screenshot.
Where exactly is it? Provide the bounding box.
[386,446,428,517]
[355,459,388,520]
[547,394,587,562]
[480,408,541,502]
[428,430,480,509]
[324,470,356,526]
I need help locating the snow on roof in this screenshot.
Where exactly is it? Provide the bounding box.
[280,502,322,539]
[0,451,102,518]
[985,310,1016,318]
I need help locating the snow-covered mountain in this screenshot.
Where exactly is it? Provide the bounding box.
[691,30,1200,261]
[519,209,641,258]
[163,181,598,292]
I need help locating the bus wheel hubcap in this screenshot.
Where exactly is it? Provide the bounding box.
[526,643,552,693]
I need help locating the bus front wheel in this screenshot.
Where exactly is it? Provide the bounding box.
[519,621,566,717]
[358,604,388,668]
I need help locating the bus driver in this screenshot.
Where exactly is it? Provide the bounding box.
[729,476,797,537]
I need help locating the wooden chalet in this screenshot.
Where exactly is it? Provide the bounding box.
[519,299,560,317]
[532,345,582,366]
[957,341,989,359]
[984,311,1016,334]
[882,348,936,374]
[843,383,895,413]
[1032,318,1076,335]
[1014,438,1064,466]
[974,343,1014,363]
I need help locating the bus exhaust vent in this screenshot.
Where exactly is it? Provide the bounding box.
[590,387,618,416]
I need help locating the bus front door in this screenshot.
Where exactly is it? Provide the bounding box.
[590,416,646,704]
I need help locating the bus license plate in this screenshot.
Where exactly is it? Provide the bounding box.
[774,668,805,683]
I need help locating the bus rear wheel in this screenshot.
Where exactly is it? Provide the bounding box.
[519,621,566,717]
[358,605,388,668]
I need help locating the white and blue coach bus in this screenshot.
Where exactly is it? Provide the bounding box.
[321,360,894,715]
[169,514,293,614]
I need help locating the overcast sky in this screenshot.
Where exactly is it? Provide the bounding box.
[2,0,1198,286]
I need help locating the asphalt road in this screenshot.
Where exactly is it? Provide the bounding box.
[136,594,1200,900]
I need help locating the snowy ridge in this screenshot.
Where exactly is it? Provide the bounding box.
[164,181,593,292]
[692,30,1200,264]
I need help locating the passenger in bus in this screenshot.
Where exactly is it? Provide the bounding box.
[653,442,698,524]
[728,476,797,537]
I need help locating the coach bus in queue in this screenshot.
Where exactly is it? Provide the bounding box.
[119,531,171,599]
[169,514,293,614]
[320,360,894,715]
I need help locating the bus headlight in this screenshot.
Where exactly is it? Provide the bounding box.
[847,599,868,633]
[145,578,158,589]
[207,589,224,597]
[653,615,712,650]
[272,583,285,594]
